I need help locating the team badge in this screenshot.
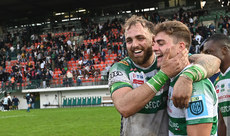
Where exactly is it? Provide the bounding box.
[187,95,208,118]
[190,100,203,115]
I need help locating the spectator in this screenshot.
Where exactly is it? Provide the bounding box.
[77,76,82,86]
[31,94,35,109]
[195,31,202,45]
[66,69,73,87]
[25,93,32,112]
[101,49,106,63]
[12,96,20,110]
[105,64,111,80]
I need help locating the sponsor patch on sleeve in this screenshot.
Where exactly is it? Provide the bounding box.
[187,95,208,118]
[119,61,129,66]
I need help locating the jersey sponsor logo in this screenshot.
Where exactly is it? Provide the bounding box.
[218,95,230,99]
[133,79,144,84]
[216,89,220,93]
[140,75,143,79]
[130,72,145,85]
[145,99,162,110]
[221,89,225,92]
[221,84,225,88]
[169,119,180,131]
[133,73,136,78]
[190,101,203,115]
[109,71,123,78]
[187,95,208,118]
[119,61,129,66]
[220,105,230,113]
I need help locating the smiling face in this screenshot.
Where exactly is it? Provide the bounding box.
[125,23,154,67]
[153,32,180,67]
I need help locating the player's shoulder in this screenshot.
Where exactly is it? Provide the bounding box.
[111,57,132,70]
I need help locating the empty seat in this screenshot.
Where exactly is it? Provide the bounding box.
[67,98,72,106]
[77,97,81,106]
[92,96,97,105]
[87,97,92,105]
[82,97,86,105]
[97,96,102,105]
[72,97,77,106]
[63,98,67,107]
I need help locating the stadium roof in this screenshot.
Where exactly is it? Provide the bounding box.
[0,0,157,26]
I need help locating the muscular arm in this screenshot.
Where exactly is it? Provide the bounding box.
[187,123,212,136]
[172,54,221,108]
[189,54,220,77]
[112,84,157,118]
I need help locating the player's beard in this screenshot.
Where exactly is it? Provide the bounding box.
[128,45,153,66]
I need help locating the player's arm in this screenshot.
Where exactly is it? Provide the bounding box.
[172,54,221,108]
[188,54,220,78]
[187,123,212,136]
[112,49,188,118]
[218,110,226,136]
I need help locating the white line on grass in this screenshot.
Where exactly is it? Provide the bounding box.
[0,114,35,119]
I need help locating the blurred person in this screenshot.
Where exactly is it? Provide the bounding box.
[102,34,107,48]
[108,15,220,136]
[203,33,230,136]
[26,93,32,112]
[31,94,35,109]
[77,76,82,86]
[7,93,12,110]
[0,99,4,111]
[66,69,73,87]
[12,95,20,110]
[3,94,8,111]
[195,31,202,45]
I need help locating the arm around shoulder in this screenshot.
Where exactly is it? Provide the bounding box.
[189,54,221,78]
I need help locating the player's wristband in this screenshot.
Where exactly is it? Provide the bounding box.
[146,82,158,94]
[147,70,169,93]
[181,64,207,82]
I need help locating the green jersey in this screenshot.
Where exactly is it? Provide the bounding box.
[214,66,230,136]
[109,57,169,136]
[168,65,218,136]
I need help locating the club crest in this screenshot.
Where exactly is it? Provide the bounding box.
[189,100,203,115]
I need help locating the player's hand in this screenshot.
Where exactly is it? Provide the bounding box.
[161,48,189,78]
[172,76,193,108]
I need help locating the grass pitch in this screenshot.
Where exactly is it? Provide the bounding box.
[0,106,121,136]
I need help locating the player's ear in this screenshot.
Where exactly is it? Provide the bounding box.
[178,42,186,51]
[222,46,229,55]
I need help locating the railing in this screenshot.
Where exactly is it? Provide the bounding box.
[0,76,109,92]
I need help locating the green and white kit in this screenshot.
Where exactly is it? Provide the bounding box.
[215,66,230,136]
[109,57,169,136]
[168,65,218,136]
